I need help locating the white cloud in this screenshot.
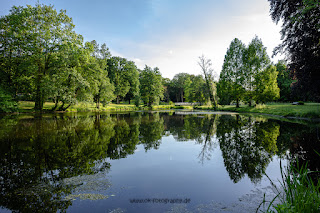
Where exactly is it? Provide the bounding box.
[112,0,284,79]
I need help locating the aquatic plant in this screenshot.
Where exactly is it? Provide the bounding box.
[257,160,320,212]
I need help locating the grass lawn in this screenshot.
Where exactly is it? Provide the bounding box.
[16,101,187,112]
[196,103,320,119]
[17,101,320,119]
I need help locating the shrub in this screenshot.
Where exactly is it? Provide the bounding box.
[0,87,17,113]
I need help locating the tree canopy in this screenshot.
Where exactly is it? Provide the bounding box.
[218,37,279,106]
[0,4,84,110]
[268,0,320,101]
[139,66,164,107]
[219,38,246,107]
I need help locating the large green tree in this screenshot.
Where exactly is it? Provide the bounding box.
[185,75,207,104]
[107,57,139,104]
[139,66,164,107]
[268,0,320,101]
[244,36,271,106]
[85,40,114,108]
[170,73,190,102]
[219,38,246,107]
[45,43,90,111]
[254,65,280,103]
[276,60,292,101]
[0,4,84,111]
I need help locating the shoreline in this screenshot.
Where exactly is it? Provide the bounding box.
[2,102,320,122]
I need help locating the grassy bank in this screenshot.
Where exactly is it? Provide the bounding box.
[16,101,193,113]
[14,102,320,119]
[195,103,320,119]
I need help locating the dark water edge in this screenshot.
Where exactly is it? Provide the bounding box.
[0,111,319,212]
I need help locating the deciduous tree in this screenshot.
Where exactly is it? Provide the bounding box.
[139,66,164,107]
[0,4,83,111]
[219,38,246,107]
[268,0,320,101]
[198,55,217,108]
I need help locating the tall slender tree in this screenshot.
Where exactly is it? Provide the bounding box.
[198,55,217,109]
[244,36,270,106]
[219,38,246,107]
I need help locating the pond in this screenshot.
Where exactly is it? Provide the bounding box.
[0,111,319,213]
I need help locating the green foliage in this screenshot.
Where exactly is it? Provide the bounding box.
[0,87,17,112]
[217,115,279,183]
[260,161,320,213]
[187,75,208,104]
[169,73,190,102]
[254,65,280,103]
[134,95,141,107]
[107,57,139,104]
[84,40,115,108]
[139,66,164,107]
[219,38,246,107]
[276,61,293,102]
[218,37,281,106]
[0,4,84,111]
[245,36,271,106]
[268,0,320,101]
[166,73,208,104]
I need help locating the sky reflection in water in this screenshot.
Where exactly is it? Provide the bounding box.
[0,111,319,213]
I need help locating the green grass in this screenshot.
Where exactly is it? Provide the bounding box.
[17,101,180,112]
[194,105,215,110]
[217,103,320,119]
[18,101,56,112]
[258,160,320,213]
[16,101,320,119]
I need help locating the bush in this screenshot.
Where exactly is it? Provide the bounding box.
[0,87,17,113]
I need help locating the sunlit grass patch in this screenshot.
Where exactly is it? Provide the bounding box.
[217,103,320,119]
[18,101,34,110]
[18,101,56,112]
[255,104,266,109]
[151,105,173,110]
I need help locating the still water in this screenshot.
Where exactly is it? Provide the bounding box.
[0,111,319,213]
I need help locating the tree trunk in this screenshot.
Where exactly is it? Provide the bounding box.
[34,73,44,111]
[52,97,59,111]
[208,84,217,110]
[181,89,184,102]
[58,102,65,111]
[96,96,100,109]
[236,98,239,108]
[117,96,120,104]
[58,102,71,111]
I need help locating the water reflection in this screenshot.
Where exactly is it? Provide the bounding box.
[216,115,280,183]
[0,112,319,212]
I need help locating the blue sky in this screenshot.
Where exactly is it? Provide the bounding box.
[0,0,283,79]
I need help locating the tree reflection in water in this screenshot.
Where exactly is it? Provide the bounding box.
[216,115,280,183]
[0,112,318,212]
